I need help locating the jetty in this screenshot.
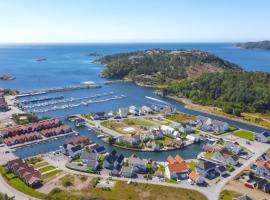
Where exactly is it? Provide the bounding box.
[16,84,102,98]
[104,79,132,84]
[20,95,64,104]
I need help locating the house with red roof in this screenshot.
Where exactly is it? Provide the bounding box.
[165,155,189,180]
[188,170,204,185]
[255,160,270,178]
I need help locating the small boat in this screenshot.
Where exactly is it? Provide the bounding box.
[80,81,95,85]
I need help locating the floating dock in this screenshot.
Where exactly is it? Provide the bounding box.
[16,84,102,98]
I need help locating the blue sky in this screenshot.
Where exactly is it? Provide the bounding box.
[0,0,269,43]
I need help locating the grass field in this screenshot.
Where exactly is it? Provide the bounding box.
[39,166,56,173]
[203,152,214,159]
[50,179,207,200]
[233,130,254,140]
[157,136,173,146]
[187,161,198,171]
[33,161,49,169]
[101,118,154,134]
[165,112,196,123]
[42,170,63,182]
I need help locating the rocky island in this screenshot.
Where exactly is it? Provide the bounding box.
[0,74,16,80]
[87,52,102,56]
[235,41,270,50]
[96,49,270,120]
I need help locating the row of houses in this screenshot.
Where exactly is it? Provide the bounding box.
[61,136,106,159]
[197,115,229,132]
[2,132,41,146]
[254,131,270,143]
[40,125,72,137]
[6,158,42,188]
[0,118,61,138]
[203,141,242,166]
[0,92,8,112]
[252,153,270,179]
[92,105,176,120]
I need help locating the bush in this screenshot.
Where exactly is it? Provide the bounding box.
[61,175,74,187]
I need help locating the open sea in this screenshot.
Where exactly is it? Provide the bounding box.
[0,43,270,160]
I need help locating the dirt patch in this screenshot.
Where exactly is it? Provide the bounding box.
[223,180,269,200]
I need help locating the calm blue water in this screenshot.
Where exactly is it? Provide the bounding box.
[1,43,270,160]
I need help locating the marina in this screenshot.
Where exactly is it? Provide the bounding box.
[30,95,126,113]
[19,92,115,109]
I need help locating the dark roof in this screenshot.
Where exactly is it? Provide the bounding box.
[110,149,117,156]
[116,154,124,163]
[196,159,216,171]
[95,146,105,153]
[70,145,82,152]
[262,131,270,137]
[237,195,252,200]
[217,165,226,172]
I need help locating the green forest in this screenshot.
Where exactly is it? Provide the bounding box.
[165,71,270,115]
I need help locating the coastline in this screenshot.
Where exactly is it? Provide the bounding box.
[166,95,270,130]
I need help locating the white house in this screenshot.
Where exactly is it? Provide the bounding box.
[141,105,153,114]
[224,141,241,155]
[179,125,194,134]
[160,125,175,135]
[212,120,229,132]
[186,134,200,143]
[255,132,270,143]
[255,160,270,178]
[197,115,212,126]
[213,150,239,166]
[118,108,129,118]
[129,106,138,115]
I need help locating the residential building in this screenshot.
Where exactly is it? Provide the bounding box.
[224,141,241,155]
[255,132,270,143]
[121,166,135,178]
[255,160,270,178]
[196,159,217,179]
[214,149,239,166]
[165,155,189,180]
[118,108,129,118]
[212,120,229,132]
[86,151,99,170]
[129,105,138,115]
[128,155,147,173]
[188,171,204,185]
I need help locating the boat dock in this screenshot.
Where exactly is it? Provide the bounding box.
[20,92,115,109]
[31,95,126,113]
[16,84,102,98]
[20,95,64,104]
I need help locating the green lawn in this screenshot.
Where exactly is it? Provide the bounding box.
[203,152,214,159]
[42,170,63,182]
[164,178,177,184]
[233,130,254,140]
[219,190,240,200]
[83,114,93,120]
[158,136,173,146]
[33,161,49,168]
[39,166,56,173]
[187,161,198,171]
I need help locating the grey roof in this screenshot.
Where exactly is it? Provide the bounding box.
[196,159,216,171]
[70,145,82,152]
[217,165,226,172]
[121,166,133,174]
[237,195,252,200]
[197,115,210,123]
[212,119,226,126]
[129,156,146,166]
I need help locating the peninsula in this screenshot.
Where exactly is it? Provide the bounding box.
[96,49,270,127]
[235,41,270,50]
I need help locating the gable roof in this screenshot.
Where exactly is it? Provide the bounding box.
[256,160,270,172]
[196,159,216,171]
[189,171,200,181]
[168,162,188,173]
